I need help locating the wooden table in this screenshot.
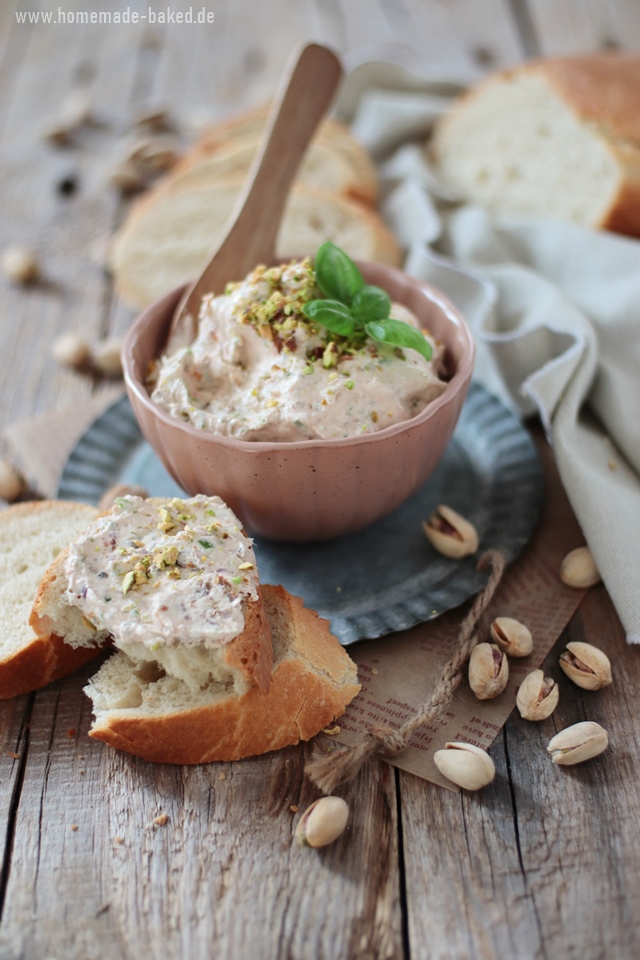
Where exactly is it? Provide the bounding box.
[1,2,639,958]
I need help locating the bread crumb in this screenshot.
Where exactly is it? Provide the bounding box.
[323,725,340,736]
[153,813,169,826]
[5,751,20,760]
[67,727,77,738]
[289,805,299,813]
[217,771,226,781]
[70,824,79,831]
[371,668,379,675]
[114,836,125,845]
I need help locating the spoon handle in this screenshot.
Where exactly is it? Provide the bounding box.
[170,43,343,346]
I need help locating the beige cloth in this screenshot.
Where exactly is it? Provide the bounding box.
[336,61,640,643]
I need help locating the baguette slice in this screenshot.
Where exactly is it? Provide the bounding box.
[0,500,109,699]
[196,104,379,205]
[163,138,370,206]
[111,181,401,310]
[85,584,361,764]
[30,495,273,695]
[431,53,640,236]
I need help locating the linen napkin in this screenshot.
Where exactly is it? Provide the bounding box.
[336,60,640,643]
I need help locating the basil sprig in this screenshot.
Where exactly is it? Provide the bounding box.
[302,241,432,362]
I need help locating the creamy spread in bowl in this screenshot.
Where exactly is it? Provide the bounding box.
[149,257,447,441]
[65,494,259,691]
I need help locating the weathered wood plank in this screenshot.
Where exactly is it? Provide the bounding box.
[526,0,640,53]
[0,3,170,472]
[400,433,640,959]
[0,694,32,913]
[403,0,524,76]
[503,587,640,960]
[0,662,402,960]
[400,592,640,960]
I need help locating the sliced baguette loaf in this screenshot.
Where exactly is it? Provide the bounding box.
[111,181,401,309]
[431,53,640,236]
[85,584,361,764]
[0,500,109,699]
[31,495,273,695]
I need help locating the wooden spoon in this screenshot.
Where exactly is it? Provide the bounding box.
[167,42,343,351]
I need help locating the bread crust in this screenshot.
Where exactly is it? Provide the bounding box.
[222,589,272,693]
[29,542,72,638]
[0,632,110,700]
[88,584,360,763]
[531,53,640,146]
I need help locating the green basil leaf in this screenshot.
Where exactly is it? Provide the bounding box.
[365,319,433,362]
[303,299,356,337]
[351,285,391,323]
[314,241,364,305]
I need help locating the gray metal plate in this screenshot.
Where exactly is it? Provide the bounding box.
[58,383,541,644]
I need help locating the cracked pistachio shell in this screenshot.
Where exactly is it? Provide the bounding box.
[52,332,92,370]
[434,742,495,790]
[560,547,601,588]
[0,459,25,503]
[468,642,509,700]
[547,721,608,765]
[93,338,124,378]
[2,245,40,284]
[490,617,533,658]
[422,505,478,559]
[516,669,559,721]
[295,797,349,848]
[559,641,612,691]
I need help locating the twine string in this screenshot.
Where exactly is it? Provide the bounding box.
[305,548,506,794]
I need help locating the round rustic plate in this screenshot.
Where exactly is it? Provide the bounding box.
[58,383,541,644]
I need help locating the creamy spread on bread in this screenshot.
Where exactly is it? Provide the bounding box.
[65,494,258,652]
[149,258,446,441]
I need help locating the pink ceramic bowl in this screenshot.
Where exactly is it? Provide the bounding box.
[122,262,475,541]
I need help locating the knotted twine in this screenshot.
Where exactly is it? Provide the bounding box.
[305,549,506,794]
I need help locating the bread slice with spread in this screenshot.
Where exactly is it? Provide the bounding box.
[85,584,361,764]
[31,494,273,696]
[0,500,109,699]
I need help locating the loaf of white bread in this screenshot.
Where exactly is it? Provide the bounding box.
[431,53,640,237]
[26,494,360,763]
[0,501,110,699]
